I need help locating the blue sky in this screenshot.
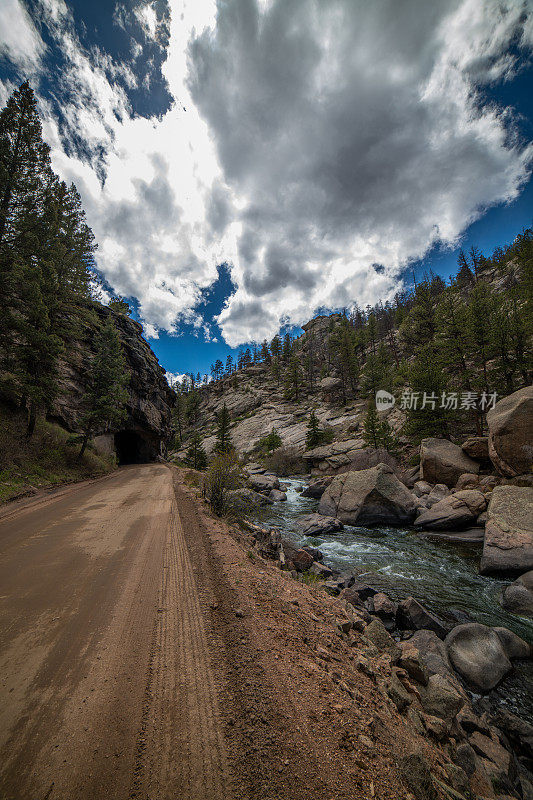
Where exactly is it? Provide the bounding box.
[1,0,532,380]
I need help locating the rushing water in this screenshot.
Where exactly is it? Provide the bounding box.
[257,476,533,720]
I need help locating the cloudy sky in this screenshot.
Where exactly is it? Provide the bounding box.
[1,0,532,377]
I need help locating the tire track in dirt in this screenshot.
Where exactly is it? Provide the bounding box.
[130,494,229,800]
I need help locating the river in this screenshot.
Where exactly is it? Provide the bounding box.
[257,477,533,721]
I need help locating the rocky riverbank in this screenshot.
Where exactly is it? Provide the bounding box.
[241,510,533,800]
[224,386,533,798]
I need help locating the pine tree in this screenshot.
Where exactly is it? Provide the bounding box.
[184,432,207,470]
[214,403,233,454]
[285,356,301,400]
[306,411,322,449]
[0,82,52,380]
[405,345,452,440]
[78,321,129,458]
[260,340,270,363]
[270,334,282,361]
[378,417,399,455]
[328,319,359,402]
[186,389,200,423]
[399,279,437,351]
[0,82,51,248]
[172,389,186,445]
[271,356,281,387]
[455,250,475,287]
[282,333,292,362]
[18,264,63,435]
[466,283,496,393]
[109,296,131,315]
[362,404,380,449]
[212,359,223,381]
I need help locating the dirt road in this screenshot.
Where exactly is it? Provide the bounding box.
[0,464,437,800]
[0,464,229,800]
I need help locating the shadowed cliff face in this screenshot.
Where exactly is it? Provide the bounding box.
[51,301,175,461]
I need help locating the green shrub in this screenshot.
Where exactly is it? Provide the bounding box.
[203,451,244,516]
[263,446,306,476]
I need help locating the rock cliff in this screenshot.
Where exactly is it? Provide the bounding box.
[51,301,174,462]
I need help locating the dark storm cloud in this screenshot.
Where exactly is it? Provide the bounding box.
[187,0,533,344]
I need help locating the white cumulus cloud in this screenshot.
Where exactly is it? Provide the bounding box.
[1,0,532,347]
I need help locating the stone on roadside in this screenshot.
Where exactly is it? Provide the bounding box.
[425,483,450,508]
[226,488,274,508]
[291,549,314,572]
[309,561,334,578]
[396,597,450,639]
[419,674,464,720]
[371,592,397,631]
[363,618,400,661]
[300,476,334,498]
[455,472,480,490]
[399,752,438,800]
[413,480,432,497]
[398,641,429,686]
[343,581,377,603]
[493,626,532,659]
[468,731,512,780]
[387,671,412,711]
[479,475,499,491]
[445,623,515,692]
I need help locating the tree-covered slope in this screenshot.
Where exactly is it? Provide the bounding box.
[172,227,532,463]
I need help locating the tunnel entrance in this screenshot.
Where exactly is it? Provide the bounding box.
[114,430,158,464]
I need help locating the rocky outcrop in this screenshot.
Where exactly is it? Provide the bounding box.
[318,463,418,526]
[445,623,531,692]
[303,440,397,475]
[502,570,533,618]
[480,485,533,575]
[414,490,487,531]
[487,385,533,476]
[420,438,479,488]
[53,301,174,460]
[294,514,343,536]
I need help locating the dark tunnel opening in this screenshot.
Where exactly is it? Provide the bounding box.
[114,430,157,465]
